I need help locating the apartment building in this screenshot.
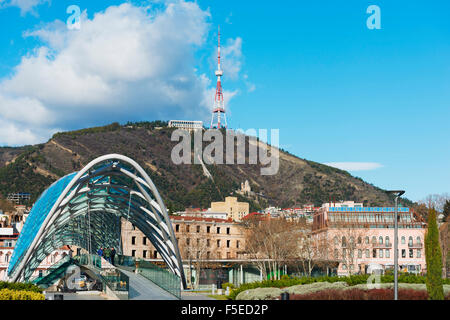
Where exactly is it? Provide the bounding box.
[313,204,427,276]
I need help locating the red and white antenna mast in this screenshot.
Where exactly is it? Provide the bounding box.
[210,26,227,129]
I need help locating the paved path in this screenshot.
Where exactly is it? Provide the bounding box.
[119,268,179,300]
[181,292,216,300]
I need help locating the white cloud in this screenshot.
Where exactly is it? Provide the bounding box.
[3,0,49,16]
[220,37,243,80]
[0,1,244,146]
[324,162,384,172]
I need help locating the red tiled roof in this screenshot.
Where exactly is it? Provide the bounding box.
[171,215,233,223]
[242,212,263,220]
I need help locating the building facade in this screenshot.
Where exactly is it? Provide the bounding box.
[313,204,427,276]
[210,197,249,222]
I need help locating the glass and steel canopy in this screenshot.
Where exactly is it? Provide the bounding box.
[7,154,186,288]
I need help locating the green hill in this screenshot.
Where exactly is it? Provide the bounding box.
[0,121,412,212]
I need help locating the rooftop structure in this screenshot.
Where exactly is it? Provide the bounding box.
[168,120,203,131]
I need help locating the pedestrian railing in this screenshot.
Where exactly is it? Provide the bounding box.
[136,259,181,299]
[73,254,102,269]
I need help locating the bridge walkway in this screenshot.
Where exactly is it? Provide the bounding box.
[117,268,178,300]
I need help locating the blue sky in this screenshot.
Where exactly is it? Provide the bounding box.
[0,0,448,201]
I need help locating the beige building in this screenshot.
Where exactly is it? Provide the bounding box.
[210,197,249,222]
[121,216,246,261]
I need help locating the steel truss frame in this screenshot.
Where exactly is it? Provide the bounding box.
[7,154,186,288]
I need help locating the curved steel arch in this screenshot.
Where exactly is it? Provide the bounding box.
[7,154,186,288]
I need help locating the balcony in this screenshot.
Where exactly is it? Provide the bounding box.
[372,243,392,248]
[408,242,423,248]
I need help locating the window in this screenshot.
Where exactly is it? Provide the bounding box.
[357,237,362,244]
[372,236,377,244]
[379,236,383,244]
[226,227,230,235]
[5,254,9,263]
[365,237,369,244]
[358,249,362,258]
[186,238,190,245]
[131,250,136,257]
[186,225,190,232]
[334,249,339,259]
[143,250,147,258]
[236,240,240,249]
[175,224,180,232]
[408,236,413,246]
[227,252,231,259]
[350,237,355,245]
[226,240,230,248]
[217,252,221,259]
[365,249,370,258]
[385,249,390,258]
[342,236,347,247]
[334,236,338,245]
[217,240,221,248]
[417,249,421,258]
[379,249,383,258]
[385,236,390,246]
[206,239,211,247]
[373,249,377,258]
[207,226,211,233]
[217,227,221,234]
[196,225,200,233]
[131,236,136,245]
[342,248,347,258]
[153,251,157,258]
[409,249,413,258]
[143,237,147,245]
[206,252,210,259]
[342,264,347,270]
[401,236,405,244]
[416,236,421,244]
[401,249,406,258]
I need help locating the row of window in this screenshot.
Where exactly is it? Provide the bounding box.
[335,248,422,260]
[185,238,240,249]
[335,235,422,247]
[175,224,232,235]
[130,249,234,260]
[130,236,241,249]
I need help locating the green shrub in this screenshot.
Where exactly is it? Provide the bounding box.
[227,274,449,300]
[0,289,45,300]
[0,281,43,293]
[221,282,235,290]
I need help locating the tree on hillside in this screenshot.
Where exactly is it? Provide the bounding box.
[0,198,15,213]
[425,208,444,300]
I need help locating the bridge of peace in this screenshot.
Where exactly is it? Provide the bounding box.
[5,154,189,300]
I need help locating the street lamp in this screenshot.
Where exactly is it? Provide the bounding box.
[387,190,405,300]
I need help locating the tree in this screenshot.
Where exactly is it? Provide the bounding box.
[242,216,302,280]
[178,224,213,289]
[443,200,450,221]
[425,208,444,300]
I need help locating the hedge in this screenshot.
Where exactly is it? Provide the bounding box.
[0,281,43,293]
[228,274,450,300]
[0,289,45,300]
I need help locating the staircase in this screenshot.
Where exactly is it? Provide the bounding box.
[31,256,75,289]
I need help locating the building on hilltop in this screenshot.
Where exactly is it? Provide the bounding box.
[168,120,203,131]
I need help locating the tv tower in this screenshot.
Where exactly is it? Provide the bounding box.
[210,26,227,129]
